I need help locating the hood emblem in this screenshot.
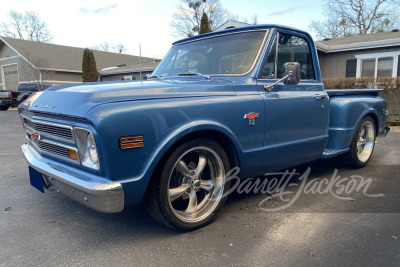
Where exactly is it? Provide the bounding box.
[244,112,259,126]
[29,103,55,109]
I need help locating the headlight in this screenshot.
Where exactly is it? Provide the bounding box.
[75,128,100,170]
[87,132,99,164]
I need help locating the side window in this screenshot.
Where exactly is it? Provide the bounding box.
[261,37,277,79]
[261,32,315,80]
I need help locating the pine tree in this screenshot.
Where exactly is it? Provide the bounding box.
[82,48,99,82]
[199,12,212,35]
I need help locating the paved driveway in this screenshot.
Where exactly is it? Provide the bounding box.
[1,110,399,266]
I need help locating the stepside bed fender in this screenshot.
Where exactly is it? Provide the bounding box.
[326,96,385,150]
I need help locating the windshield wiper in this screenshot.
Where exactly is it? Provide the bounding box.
[148,75,164,80]
[178,72,211,80]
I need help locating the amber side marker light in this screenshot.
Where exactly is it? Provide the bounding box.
[68,149,78,160]
[120,135,144,150]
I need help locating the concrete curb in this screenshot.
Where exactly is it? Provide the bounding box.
[390,126,400,132]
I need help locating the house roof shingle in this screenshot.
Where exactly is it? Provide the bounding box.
[316,30,400,53]
[318,30,400,46]
[0,36,160,72]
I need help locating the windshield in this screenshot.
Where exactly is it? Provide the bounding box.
[152,30,267,77]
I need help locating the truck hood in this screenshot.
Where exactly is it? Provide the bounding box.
[22,79,234,118]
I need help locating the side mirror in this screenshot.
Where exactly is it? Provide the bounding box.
[283,62,300,85]
[263,62,301,92]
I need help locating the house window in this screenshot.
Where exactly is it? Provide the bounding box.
[355,52,400,78]
[360,59,375,77]
[377,57,393,77]
[123,75,133,80]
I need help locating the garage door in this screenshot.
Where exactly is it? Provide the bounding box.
[3,64,19,91]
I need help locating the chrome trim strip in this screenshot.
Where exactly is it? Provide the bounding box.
[21,114,73,132]
[74,127,101,171]
[21,143,124,213]
[38,138,78,153]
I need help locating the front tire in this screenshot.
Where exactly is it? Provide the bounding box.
[343,116,376,168]
[144,138,231,230]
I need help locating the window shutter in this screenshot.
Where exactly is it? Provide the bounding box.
[397,56,400,77]
[346,59,357,77]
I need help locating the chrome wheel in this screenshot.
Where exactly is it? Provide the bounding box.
[167,146,225,223]
[356,121,375,163]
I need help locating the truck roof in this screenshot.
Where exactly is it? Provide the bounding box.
[172,24,313,46]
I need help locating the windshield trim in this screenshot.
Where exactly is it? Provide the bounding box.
[153,29,270,78]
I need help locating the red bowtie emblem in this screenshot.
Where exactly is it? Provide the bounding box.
[244,112,259,125]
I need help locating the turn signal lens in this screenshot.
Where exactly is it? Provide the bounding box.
[68,149,78,160]
[120,135,144,150]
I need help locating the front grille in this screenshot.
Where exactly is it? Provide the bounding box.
[21,114,78,163]
[22,116,73,141]
[36,140,69,157]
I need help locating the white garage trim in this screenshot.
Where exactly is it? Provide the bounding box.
[1,63,19,90]
[0,37,36,69]
[0,55,20,61]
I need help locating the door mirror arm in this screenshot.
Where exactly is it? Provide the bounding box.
[263,62,301,92]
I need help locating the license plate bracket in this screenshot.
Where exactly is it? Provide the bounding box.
[29,166,44,193]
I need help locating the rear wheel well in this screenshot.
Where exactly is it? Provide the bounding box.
[365,112,379,135]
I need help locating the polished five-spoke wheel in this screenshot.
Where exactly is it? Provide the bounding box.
[167,146,225,223]
[356,120,375,163]
[344,116,376,168]
[144,138,230,230]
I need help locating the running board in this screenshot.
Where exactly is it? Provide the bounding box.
[321,148,350,159]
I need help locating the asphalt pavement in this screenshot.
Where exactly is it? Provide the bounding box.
[1,109,400,266]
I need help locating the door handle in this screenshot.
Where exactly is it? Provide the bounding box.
[313,94,327,99]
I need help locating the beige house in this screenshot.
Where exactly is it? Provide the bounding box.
[100,59,161,81]
[0,36,158,91]
[316,30,400,79]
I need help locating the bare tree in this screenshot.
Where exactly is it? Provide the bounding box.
[19,55,54,88]
[91,42,127,53]
[230,13,258,25]
[113,43,127,54]
[0,10,53,43]
[91,42,112,52]
[310,0,400,39]
[170,0,233,38]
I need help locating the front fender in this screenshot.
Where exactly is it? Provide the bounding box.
[85,95,264,205]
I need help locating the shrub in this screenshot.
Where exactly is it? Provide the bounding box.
[82,48,99,82]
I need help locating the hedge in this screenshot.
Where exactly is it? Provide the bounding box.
[322,77,400,122]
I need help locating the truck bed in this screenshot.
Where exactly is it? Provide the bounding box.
[326,89,382,97]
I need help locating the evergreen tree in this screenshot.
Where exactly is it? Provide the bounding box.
[199,12,212,34]
[82,48,99,82]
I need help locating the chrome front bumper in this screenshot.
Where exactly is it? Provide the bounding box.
[21,143,124,213]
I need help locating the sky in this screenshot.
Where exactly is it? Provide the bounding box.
[0,0,325,59]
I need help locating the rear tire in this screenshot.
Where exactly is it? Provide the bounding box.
[0,105,9,111]
[343,116,376,168]
[144,138,231,230]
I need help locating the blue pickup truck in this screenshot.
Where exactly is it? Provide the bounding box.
[19,25,390,230]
